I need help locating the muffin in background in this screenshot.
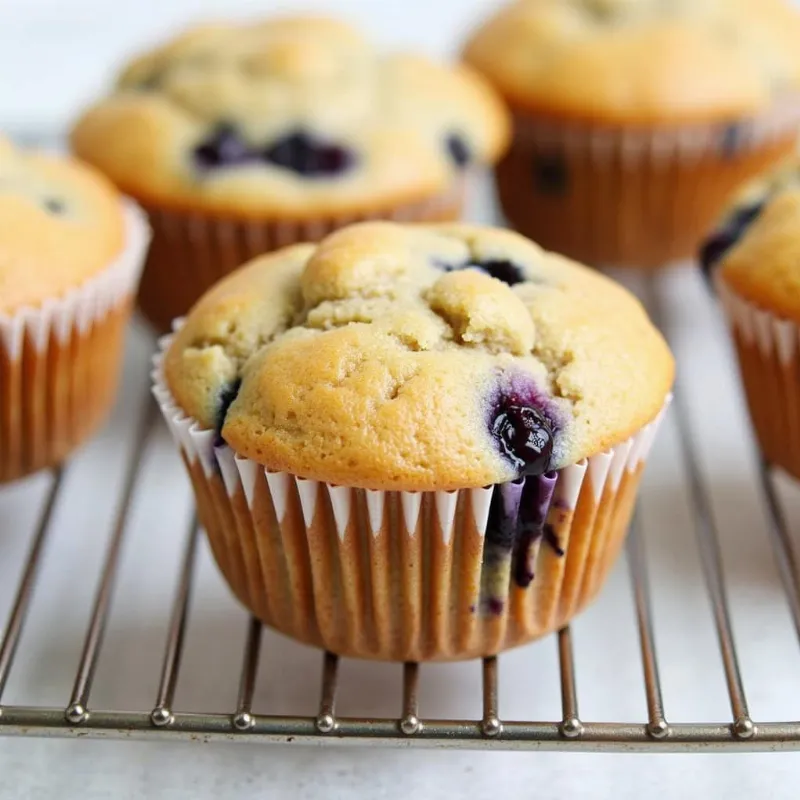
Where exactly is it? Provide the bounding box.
[704,170,800,480]
[463,0,800,269]
[153,220,673,661]
[71,16,510,331]
[0,137,150,483]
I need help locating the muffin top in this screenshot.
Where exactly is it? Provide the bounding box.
[700,151,800,279]
[0,137,126,316]
[164,221,673,491]
[717,188,800,324]
[70,16,509,218]
[463,0,800,124]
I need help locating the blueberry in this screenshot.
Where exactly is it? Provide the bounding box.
[194,124,252,170]
[435,258,526,286]
[533,154,569,196]
[214,378,242,446]
[43,198,65,215]
[263,131,355,177]
[699,201,764,282]
[471,259,525,286]
[446,133,471,169]
[491,404,553,477]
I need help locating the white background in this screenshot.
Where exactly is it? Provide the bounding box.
[0,0,501,134]
[3,1,800,799]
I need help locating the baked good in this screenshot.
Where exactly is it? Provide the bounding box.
[154,220,673,660]
[706,174,800,480]
[464,0,800,268]
[0,136,150,482]
[71,16,509,330]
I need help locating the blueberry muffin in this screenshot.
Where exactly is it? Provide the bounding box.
[71,16,510,331]
[153,220,673,661]
[703,167,800,480]
[0,136,149,483]
[464,0,800,268]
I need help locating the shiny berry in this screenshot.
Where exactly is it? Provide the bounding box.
[194,124,251,169]
[471,259,525,286]
[491,404,554,477]
[263,131,354,177]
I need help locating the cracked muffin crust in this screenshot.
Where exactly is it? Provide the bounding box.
[0,136,126,315]
[463,0,800,124]
[164,221,674,491]
[71,16,509,217]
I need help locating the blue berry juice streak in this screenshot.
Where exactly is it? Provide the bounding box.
[481,478,525,614]
[512,472,558,588]
[481,472,560,615]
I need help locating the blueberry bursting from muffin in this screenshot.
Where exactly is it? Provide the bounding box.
[480,380,563,614]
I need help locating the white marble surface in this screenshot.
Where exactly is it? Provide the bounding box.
[3,1,800,797]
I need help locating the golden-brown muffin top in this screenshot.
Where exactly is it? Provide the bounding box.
[463,0,800,124]
[719,189,800,324]
[164,221,674,491]
[0,137,126,315]
[71,16,510,217]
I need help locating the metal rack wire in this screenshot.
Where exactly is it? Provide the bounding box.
[1,274,800,754]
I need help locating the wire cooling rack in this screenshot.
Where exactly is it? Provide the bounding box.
[1,203,800,752]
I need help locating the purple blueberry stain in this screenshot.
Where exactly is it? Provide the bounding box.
[512,472,558,588]
[486,597,505,616]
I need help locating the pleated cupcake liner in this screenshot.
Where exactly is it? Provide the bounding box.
[0,202,151,483]
[137,178,467,332]
[717,275,800,480]
[497,100,800,269]
[153,331,669,660]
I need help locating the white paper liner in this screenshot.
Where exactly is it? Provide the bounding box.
[516,99,800,163]
[716,275,799,366]
[716,273,800,479]
[152,332,668,537]
[0,201,151,358]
